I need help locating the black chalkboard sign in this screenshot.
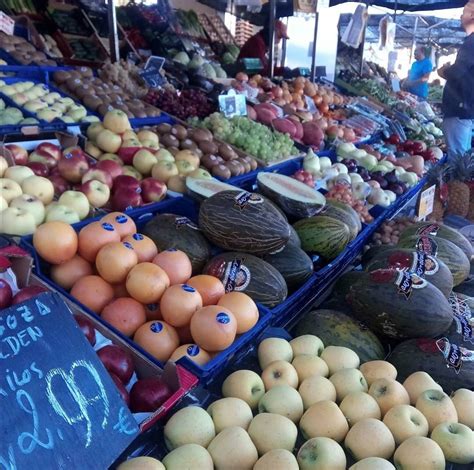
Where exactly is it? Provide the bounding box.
[0,293,139,470]
[140,56,166,89]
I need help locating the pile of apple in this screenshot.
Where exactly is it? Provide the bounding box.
[32,215,261,370]
[385,135,444,164]
[75,314,174,414]
[0,80,98,124]
[0,278,48,311]
[120,333,474,469]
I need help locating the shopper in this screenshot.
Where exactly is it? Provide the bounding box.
[438,0,474,159]
[237,20,289,76]
[402,46,433,99]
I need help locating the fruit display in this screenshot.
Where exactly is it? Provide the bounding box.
[0,79,98,124]
[172,51,228,79]
[145,88,216,121]
[0,32,57,66]
[0,98,30,126]
[29,215,265,369]
[190,113,299,163]
[53,68,160,118]
[99,61,149,99]
[117,331,474,468]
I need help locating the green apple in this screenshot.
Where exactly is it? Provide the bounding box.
[258,385,304,423]
[187,168,212,180]
[21,176,54,205]
[58,191,90,220]
[292,355,329,382]
[207,397,253,432]
[222,370,265,410]
[403,371,443,405]
[258,337,293,369]
[4,165,34,184]
[359,360,397,386]
[431,422,474,464]
[261,360,299,390]
[415,389,458,432]
[0,196,7,211]
[297,437,346,470]
[133,149,158,176]
[340,392,381,426]
[162,444,213,470]
[122,165,143,181]
[320,346,360,375]
[45,204,80,224]
[248,413,297,455]
[163,406,215,450]
[382,404,428,444]
[207,426,258,470]
[155,148,175,163]
[349,457,395,470]
[393,436,445,470]
[329,368,368,402]
[451,388,474,428]
[290,335,324,357]
[0,206,36,235]
[37,109,61,123]
[0,156,7,177]
[87,122,105,141]
[298,376,337,410]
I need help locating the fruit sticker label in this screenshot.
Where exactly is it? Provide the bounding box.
[436,338,474,374]
[415,236,438,257]
[175,216,199,231]
[412,252,439,277]
[395,271,427,299]
[234,191,264,211]
[449,293,474,344]
[187,345,200,356]
[416,224,440,237]
[222,258,251,293]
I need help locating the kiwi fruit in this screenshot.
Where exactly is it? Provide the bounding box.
[97,103,114,116]
[201,154,220,169]
[219,143,237,161]
[190,128,213,142]
[160,134,180,148]
[212,164,231,180]
[199,140,218,155]
[156,123,172,134]
[180,139,198,151]
[171,124,188,140]
[168,147,180,157]
[226,160,243,177]
[238,158,251,173]
[83,95,102,111]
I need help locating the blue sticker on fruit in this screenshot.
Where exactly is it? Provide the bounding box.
[167,248,178,252]
[133,233,144,241]
[123,242,134,249]
[182,285,195,293]
[116,215,128,224]
[101,222,115,232]
[147,303,158,311]
[187,345,200,356]
[150,322,163,333]
[216,313,230,324]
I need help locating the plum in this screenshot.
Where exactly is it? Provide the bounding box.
[110,373,130,406]
[129,377,173,413]
[97,345,134,385]
[73,314,96,346]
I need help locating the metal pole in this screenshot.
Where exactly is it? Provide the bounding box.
[409,15,419,64]
[310,12,319,82]
[268,0,276,78]
[107,0,120,63]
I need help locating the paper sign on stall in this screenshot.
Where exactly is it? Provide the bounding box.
[219,90,247,118]
[0,293,139,470]
[0,12,14,36]
[417,184,436,220]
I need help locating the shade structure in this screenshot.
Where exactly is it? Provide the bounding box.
[330,0,469,11]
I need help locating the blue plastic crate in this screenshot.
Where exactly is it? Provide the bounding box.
[129,114,176,128]
[0,65,72,84]
[20,197,272,383]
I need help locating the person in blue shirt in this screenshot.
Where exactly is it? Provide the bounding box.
[403,46,433,99]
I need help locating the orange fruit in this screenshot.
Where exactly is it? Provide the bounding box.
[217,292,259,334]
[152,249,192,285]
[122,233,158,262]
[33,221,78,265]
[70,275,114,313]
[95,241,138,284]
[125,262,169,304]
[134,321,179,362]
[101,297,146,336]
[50,255,93,290]
[169,344,211,366]
[101,212,137,238]
[160,284,203,327]
[187,275,225,306]
[78,221,121,262]
[190,306,237,352]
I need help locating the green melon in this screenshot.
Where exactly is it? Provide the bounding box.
[398,235,470,286]
[347,269,453,340]
[199,190,291,256]
[293,309,385,362]
[321,200,361,240]
[293,216,352,260]
[399,222,473,261]
[204,251,287,307]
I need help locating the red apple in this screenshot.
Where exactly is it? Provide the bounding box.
[140,178,167,203]
[28,151,57,169]
[96,160,123,180]
[82,168,113,188]
[110,373,130,406]
[97,345,134,385]
[111,187,143,211]
[35,143,61,162]
[113,175,140,192]
[58,151,90,183]
[0,279,13,309]
[49,173,70,196]
[129,377,173,413]
[26,161,49,177]
[12,285,48,305]
[73,314,96,346]
[5,144,28,165]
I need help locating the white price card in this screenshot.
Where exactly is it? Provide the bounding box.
[417,185,436,220]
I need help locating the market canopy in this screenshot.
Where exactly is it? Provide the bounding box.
[330,0,469,12]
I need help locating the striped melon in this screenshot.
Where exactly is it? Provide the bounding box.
[397,235,470,286]
[199,190,291,255]
[399,222,473,261]
[294,309,385,362]
[293,216,352,260]
[321,200,361,240]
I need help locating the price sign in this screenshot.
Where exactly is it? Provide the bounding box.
[417,185,436,220]
[0,293,139,470]
[219,90,247,118]
[140,56,166,89]
[304,95,317,113]
[0,12,14,36]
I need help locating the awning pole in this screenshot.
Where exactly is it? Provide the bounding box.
[310,12,320,82]
[409,15,419,63]
[107,0,120,63]
[269,0,276,78]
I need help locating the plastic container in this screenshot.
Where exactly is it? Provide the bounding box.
[21,197,272,384]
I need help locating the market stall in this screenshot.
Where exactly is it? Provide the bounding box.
[0,0,473,468]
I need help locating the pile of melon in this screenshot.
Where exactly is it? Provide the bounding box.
[117,334,474,470]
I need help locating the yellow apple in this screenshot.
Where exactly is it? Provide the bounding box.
[207,397,253,432]
[261,360,299,389]
[393,436,445,470]
[258,385,304,423]
[431,422,474,464]
[258,337,293,369]
[349,457,395,470]
[320,345,360,375]
[297,437,346,470]
[117,456,165,470]
[329,368,368,402]
[415,389,458,432]
[359,360,397,386]
[289,334,324,356]
[298,376,337,410]
[451,388,474,428]
[222,370,265,410]
[382,404,429,444]
[368,378,410,416]
[403,371,443,405]
[253,449,298,470]
[292,354,329,381]
[162,444,213,470]
[339,392,381,426]
[96,129,122,154]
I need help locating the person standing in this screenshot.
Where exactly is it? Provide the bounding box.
[403,46,433,99]
[438,0,474,159]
